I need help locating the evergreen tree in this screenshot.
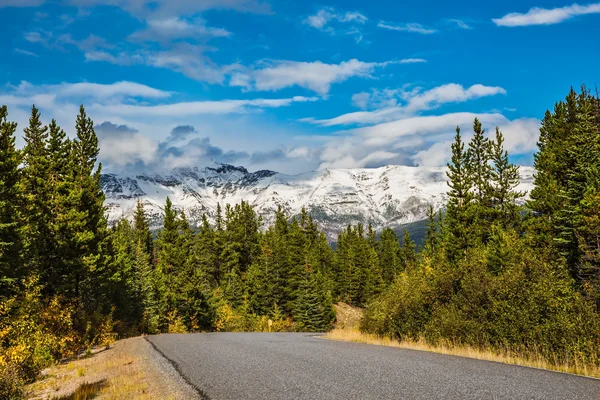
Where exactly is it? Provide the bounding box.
[399,230,417,271]
[528,88,600,280]
[133,200,153,258]
[467,118,492,202]
[466,118,494,244]
[423,204,438,255]
[73,106,109,319]
[379,228,402,284]
[0,106,21,295]
[293,269,333,332]
[444,127,473,261]
[489,127,524,229]
[20,106,51,279]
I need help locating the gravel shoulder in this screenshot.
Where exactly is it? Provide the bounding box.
[26,336,199,399]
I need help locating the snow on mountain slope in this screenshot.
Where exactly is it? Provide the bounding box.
[102,164,535,239]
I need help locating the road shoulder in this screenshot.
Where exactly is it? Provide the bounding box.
[25,336,199,399]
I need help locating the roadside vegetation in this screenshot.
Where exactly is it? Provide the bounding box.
[357,87,600,378]
[1,86,600,397]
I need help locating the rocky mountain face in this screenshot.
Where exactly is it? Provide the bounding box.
[102,163,535,240]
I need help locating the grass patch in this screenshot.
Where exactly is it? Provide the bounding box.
[325,328,600,378]
[52,380,107,400]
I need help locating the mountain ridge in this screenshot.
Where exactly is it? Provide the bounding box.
[102,163,535,240]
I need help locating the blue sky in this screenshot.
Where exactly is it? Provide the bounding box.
[0,0,598,174]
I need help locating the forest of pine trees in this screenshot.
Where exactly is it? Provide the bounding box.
[1,86,600,397]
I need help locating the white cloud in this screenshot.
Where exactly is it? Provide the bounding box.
[24,31,45,43]
[400,58,427,64]
[318,112,540,169]
[64,0,272,18]
[85,44,227,84]
[230,59,392,95]
[448,19,473,29]
[493,2,600,27]
[351,88,401,110]
[304,8,368,29]
[11,80,172,101]
[92,96,319,117]
[304,8,368,43]
[95,122,159,168]
[145,44,227,84]
[14,48,38,57]
[130,17,231,42]
[308,83,507,126]
[377,21,438,34]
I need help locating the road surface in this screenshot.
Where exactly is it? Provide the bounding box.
[147,332,600,400]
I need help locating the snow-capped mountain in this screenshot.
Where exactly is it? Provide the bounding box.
[101,163,535,240]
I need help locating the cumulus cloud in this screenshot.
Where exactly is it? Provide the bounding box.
[493,3,600,27]
[230,59,393,95]
[93,121,322,174]
[308,83,507,126]
[318,112,540,170]
[377,21,438,34]
[95,121,159,168]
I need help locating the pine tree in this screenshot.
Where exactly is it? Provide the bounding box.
[489,127,524,229]
[467,118,492,202]
[293,269,332,332]
[423,204,438,255]
[20,106,51,279]
[45,119,74,301]
[69,105,109,317]
[399,230,417,270]
[379,228,402,284]
[0,106,22,295]
[444,127,473,261]
[133,200,153,258]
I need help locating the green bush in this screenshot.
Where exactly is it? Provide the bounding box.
[361,230,600,366]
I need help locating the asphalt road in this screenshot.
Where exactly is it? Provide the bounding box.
[147,332,600,400]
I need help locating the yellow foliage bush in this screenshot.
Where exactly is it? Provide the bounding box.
[166,310,188,334]
[0,277,79,398]
[213,301,294,332]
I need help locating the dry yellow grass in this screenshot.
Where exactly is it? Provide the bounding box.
[25,337,183,400]
[325,328,600,379]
